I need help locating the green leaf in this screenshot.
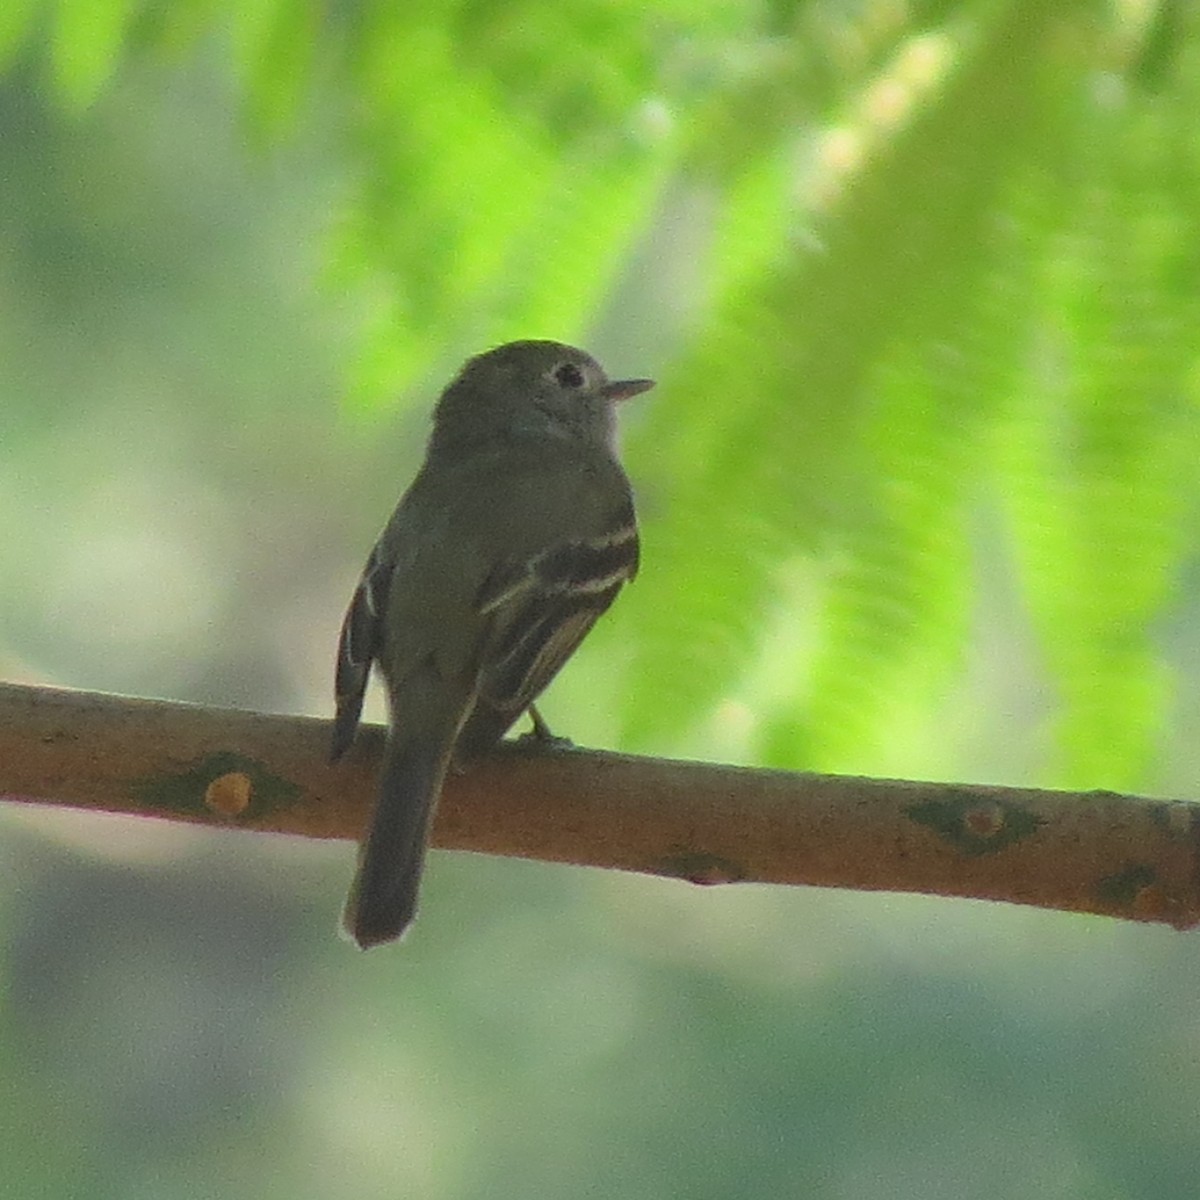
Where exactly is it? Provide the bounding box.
[227,0,317,138]
[0,0,39,71]
[329,7,673,408]
[620,0,1069,755]
[51,0,142,111]
[997,101,1200,788]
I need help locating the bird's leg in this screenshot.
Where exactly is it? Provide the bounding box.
[520,704,573,748]
[528,704,554,740]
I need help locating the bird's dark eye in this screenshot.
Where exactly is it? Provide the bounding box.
[554,362,585,389]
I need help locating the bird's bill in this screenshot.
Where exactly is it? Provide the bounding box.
[601,378,656,402]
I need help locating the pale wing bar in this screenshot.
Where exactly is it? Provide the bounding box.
[330,541,393,762]
[476,524,639,716]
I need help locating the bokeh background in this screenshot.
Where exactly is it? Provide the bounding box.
[3,2,1200,1197]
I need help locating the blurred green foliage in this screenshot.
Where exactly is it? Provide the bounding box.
[3,1,1200,1197]
[5,0,1198,788]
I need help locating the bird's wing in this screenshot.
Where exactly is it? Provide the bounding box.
[330,540,394,762]
[456,518,638,754]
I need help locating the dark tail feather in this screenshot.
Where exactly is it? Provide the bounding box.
[342,736,451,949]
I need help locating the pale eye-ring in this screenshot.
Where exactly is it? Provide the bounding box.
[554,362,585,389]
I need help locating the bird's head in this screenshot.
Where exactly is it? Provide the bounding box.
[432,340,654,452]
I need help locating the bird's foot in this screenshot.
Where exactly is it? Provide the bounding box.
[517,705,574,750]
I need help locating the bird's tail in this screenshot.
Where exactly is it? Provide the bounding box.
[342,729,454,949]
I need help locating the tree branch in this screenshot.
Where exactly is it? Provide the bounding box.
[1,682,1197,929]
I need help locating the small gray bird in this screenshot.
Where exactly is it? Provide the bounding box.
[331,340,654,948]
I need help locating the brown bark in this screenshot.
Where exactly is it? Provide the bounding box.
[1,682,1197,929]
